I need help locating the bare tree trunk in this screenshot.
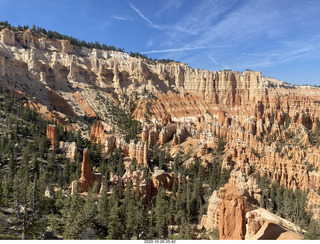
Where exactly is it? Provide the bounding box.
[22,204,28,239]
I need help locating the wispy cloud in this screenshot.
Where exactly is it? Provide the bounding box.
[126,0,320,84]
[208,56,230,70]
[233,35,320,70]
[155,0,183,17]
[141,46,207,54]
[128,2,163,30]
[110,15,132,21]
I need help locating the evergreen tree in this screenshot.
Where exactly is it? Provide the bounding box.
[275,185,285,217]
[76,129,82,149]
[0,171,3,206]
[283,188,294,221]
[304,220,320,240]
[175,182,187,226]
[218,168,229,188]
[83,188,97,225]
[97,186,109,222]
[107,203,124,240]
[155,188,169,239]
[63,192,83,239]
[136,203,149,239]
[124,198,137,239]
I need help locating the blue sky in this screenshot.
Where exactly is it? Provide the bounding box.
[1,0,320,85]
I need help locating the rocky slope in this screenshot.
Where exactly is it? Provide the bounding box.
[1,26,320,239]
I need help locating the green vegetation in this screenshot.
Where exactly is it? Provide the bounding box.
[0,87,318,240]
[105,101,142,143]
[0,90,216,239]
[257,175,310,230]
[308,117,320,147]
[304,220,320,240]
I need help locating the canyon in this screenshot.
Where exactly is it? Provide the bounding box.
[1,26,320,240]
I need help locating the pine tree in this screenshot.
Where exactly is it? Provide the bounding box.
[283,188,294,221]
[218,168,230,188]
[107,203,124,240]
[155,187,169,239]
[0,171,3,206]
[63,192,83,239]
[76,130,82,148]
[83,189,97,225]
[2,173,10,206]
[269,183,277,212]
[8,154,16,180]
[97,186,109,227]
[275,185,285,217]
[304,220,320,240]
[124,198,137,239]
[133,185,148,239]
[175,182,187,226]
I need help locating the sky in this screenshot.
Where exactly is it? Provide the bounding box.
[1,0,320,85]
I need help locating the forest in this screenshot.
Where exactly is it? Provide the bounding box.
[0,90,228,239]
[0,89,319,239]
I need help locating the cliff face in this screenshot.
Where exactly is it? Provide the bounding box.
[2,26,319,190]
[2,27,320,125]
[218,184,247,240]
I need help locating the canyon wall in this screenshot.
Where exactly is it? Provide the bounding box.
[1,27,320,238]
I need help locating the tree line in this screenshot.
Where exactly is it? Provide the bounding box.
[1,20,178,64]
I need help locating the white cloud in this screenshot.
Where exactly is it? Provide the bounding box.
[208,56,230,70]
[128,2,163,30]
[141,46,207,54]
[127,0,320,78]
[232,35,320,70]
[155,0,183,17]
[110,15,132,21]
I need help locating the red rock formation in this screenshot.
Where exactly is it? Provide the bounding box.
[148,129,157,147]
[172,134,178,146]
[201,191,219,231]
[115,134,129,156]
[105,135,116,153]
[22,97,69,127]
[59,141,77,161]
[150,169,174,197]
[47,90,75,118]
[173,124,189,145]
[129,141,148,166]
[200,143,210,155]
[2,27,320,226]
[74,91,96,118]
[78,149,95,192]
[121,168,151,203]
[219,184,247,240]
[246,211,265,238]
[158,124,177,145]
[163,114,172,124]
[70,148,102,193]
[141,124,150,142]
[46,124,57,147]
[245,208,303,240]
[90,120,105,145]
